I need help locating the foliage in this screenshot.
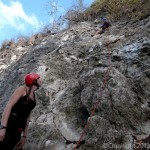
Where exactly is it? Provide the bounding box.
[59,0,87,26]
[83,0,150,21]
[0,39,15,50]
[62,0,150,24]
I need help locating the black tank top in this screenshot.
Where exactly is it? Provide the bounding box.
[11,88,36,120]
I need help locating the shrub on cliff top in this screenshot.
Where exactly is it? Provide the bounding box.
[83,0,150,21]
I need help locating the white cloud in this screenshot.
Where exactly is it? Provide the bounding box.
[0,1,42,31]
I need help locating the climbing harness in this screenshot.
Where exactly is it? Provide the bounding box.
[73,44,112,150]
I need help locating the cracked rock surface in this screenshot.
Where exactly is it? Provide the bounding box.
[0,16,150,150]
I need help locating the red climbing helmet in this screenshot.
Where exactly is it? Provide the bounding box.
[24,73,40,86]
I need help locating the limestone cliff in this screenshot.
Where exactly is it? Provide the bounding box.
[0,16,150,150]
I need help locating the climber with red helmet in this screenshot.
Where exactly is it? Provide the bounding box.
[0,73,41,150]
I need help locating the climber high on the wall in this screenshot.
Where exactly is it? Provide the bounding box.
[0,73,42,150]
[96,17,112,34]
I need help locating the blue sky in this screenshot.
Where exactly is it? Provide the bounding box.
[0,0,94,45]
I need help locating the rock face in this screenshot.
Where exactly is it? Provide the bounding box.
[0,16,150,150]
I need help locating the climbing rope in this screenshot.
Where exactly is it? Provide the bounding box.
[73,44,112,150]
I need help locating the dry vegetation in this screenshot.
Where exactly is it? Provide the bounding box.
[62,0,150,26]
[84,0,150,21]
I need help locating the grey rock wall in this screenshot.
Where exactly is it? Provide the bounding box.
[0,16,150,150]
